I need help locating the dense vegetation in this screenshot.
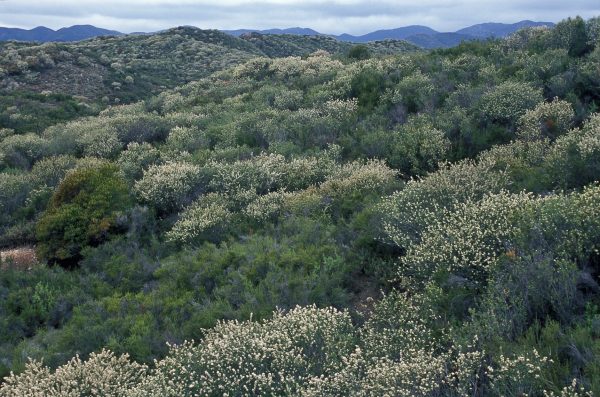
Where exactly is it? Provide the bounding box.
[0,27,417,134]
[1,15,600,396]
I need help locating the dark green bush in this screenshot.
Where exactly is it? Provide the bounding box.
[36,163,132,268]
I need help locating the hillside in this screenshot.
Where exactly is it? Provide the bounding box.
[0,27,417,134]
[238,31,418,57]
[1,16,600,395]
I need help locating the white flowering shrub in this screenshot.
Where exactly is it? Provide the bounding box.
[243,190,288,222]
[544,379,594,397]
[304,348,447,397]
[478,81,543,125]
[0,301,570,397]
[399,191,535,284]
[204,150,338,195]
[380,157,511,250]
[170,157,396,244]
[0,133,49,169]
[134,161,202,212]
[166,193,233,243]
[269,52,343,85]
[0,350,147,397]
[165,126,208,153]
[487,349,551,396]
[205,153,288,194]
[29,155,78,187]
[43,117,117,158]
[117,142,162,181]
[82,125,122,159]
[399,185,600,285]
[131,306,355,397]
[545,113,600,188]
[391,70,436,113]
[517,98,575,141]
[391,115,450,175]
[273,89,304,110]
[320,159,397,200]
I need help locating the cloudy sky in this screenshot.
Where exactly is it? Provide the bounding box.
[0,0,598,34]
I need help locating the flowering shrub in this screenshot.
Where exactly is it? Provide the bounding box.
[165,126,207,153]
[134,161,202,212]
[0,350,147,397]
[117,142,162,181]
[29,155,78,187]
[545,113,600,188]
[517,98,575,141]
[380,157,511,250]
[391,70,436,113]
[390,115,450,175]
[131,306,355,396]
[478,81,543,125]
[399,185,600,285]
[166,193,233,243]
[0,133,49,169]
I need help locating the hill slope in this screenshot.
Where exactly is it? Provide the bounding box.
[0,26,417,133]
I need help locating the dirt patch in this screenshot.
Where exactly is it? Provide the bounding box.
[0,247,38,271]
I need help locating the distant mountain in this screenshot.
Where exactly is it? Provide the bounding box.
[337,25,439,42]
[456,20,554,38]
[0,25,122,42]
[404,32,475,49]
[0,20,556,48]
[225,20,556,49]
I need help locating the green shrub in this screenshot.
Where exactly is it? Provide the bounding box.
[36,163,132,267]
[348,45,371,61]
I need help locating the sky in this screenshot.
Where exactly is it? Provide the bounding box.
[0,0,598,35]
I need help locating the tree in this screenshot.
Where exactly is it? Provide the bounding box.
[36,163,132,268]
[551,16,591,57]
[348,45,371,61]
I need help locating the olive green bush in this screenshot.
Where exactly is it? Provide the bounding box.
[36,163,132,267]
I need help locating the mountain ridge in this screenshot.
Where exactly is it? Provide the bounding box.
[0,20,555,48]
[0,24,122,42]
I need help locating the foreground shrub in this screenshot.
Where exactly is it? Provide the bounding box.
[131,306,355,396]
[0,350,147,397]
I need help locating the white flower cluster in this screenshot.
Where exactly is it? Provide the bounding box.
[129,305,355,396]
[478,81,543,124]
[549,113,600,163]
[517,98,575,141]
[381,157,511,250]
[402,190,529,283]
[399,184,600,285]
[134,161,202,212]
[166,193,233,243]
[487,349,550,396]
[0,133,49,168]
[0,350,147,397]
